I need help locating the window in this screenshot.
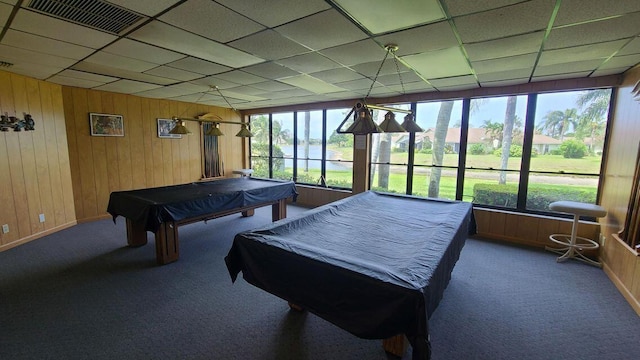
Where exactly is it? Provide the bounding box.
[527,89,611,211]
[248,87,612,215]
[465,95,528,207]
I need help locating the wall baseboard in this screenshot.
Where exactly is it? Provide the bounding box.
[0,221,78,252]
[602,261,640,316]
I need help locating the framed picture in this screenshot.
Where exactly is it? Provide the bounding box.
[157,118,182,139]
[89,113,124,137]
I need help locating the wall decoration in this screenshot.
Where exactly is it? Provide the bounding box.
[157,118,182,139]
[89,113,124,136]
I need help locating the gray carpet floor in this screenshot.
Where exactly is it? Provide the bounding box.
[1,204,639,360]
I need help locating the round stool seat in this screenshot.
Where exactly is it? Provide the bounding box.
[549,201,607,218]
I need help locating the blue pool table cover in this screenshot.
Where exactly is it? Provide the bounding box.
[226,191,474,360]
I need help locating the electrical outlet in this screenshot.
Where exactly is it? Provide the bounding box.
[2,224,8,234]
[39,213,45,223]
[599,233,606,246]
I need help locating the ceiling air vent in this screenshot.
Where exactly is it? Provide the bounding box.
[28,0,143,34]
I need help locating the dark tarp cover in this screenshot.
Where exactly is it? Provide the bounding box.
[107,177,297,232]
[225,191,474,360]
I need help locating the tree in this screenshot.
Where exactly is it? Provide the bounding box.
[538,108,578,140]
[499,96,517,184]
[303,111,310,172]
[429,101,454,197]
[328,131,351,147]
[377,133,392,189]
[575,89,610,153]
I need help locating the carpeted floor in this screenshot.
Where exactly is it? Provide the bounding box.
[1,205,639,360]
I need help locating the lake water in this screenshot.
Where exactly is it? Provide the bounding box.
[279,145,350,171]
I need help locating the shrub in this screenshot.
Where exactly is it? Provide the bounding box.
[469,143,485,155]
[493,144,523,157]
[472,183,596,211]
[559,139,587,159]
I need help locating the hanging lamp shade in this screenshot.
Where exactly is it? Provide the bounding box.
[400,113,423,132]
[378,111,406,132]
[235,124,253,137]
[345,104,382,134]
[169,118,191,134]
[205,123,224,136]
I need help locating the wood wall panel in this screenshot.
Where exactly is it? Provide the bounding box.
[599,65,640,314]
[0,70,76,250]
[60,87,245,222]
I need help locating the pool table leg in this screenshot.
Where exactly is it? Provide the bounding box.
[383,334,408,358]
[126,219,148,247]
[272,199,287,221]
[155,221,179,265]
[241,209,255,217]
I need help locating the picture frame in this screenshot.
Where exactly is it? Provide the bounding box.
[89,113,124,137]
[157,118,182,139]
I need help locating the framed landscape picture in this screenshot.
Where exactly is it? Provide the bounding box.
[157,118,181,139]
[89,113,124,136]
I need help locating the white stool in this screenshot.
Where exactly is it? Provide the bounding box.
[232,169,253,177]
[546,201,606,267]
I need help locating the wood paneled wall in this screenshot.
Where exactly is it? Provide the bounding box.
[62,87,246,222]
[0,70,76,250]
[599,65,640,314]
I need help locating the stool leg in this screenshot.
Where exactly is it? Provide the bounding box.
[556,215,579,262]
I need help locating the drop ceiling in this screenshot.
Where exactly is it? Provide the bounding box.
[1,0,639,110]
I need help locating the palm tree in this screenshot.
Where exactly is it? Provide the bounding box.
[539,108,579,140]
[575,89,611,153]
[499,96,517,184]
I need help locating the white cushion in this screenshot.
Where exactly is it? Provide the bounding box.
[549,201,607,218]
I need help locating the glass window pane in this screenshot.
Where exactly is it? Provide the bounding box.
[295,110,323,183]
[412,166,458,200]
[467,169,520,208]
[528,89,611,210]
[295,160,323,184]
[271,112,293,180]
[250,114,269,177]
[326,108,353,189]
[414,100,463,198]
[370,104,410,194]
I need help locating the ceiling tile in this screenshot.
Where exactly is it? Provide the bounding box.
[71,62,177,85]
[1,3,13,25]
[387,81,434,94]
[599,54,640,70]
[224,85,266,96]
[85,51,158,72]
[159,0,264,43]
[476,69,532,83]
[190,76,239,89]
[320,40,387,66]
[11,9,116,48]
[308,68,365,83]
[428,75,477,89]
[129,21,264,68]
[591,67,631,77]
[351,59,410,78]
[57,69,118,83]
[262,88,316,99]
[4,62,65,79]
[1,29,94,60]
[144,66,202,81]
[532,71,593,82]
[105,0,182,16]
[454,0,555,43]
[464,32,545,61]
[618,37,640,56]
[402,47,472,79]
[241,62,301,80]
[103,39,185,64]
[538,40,629,66]
[545,12,640,50]
[332,0,444,34]
[168,93,222,103]
[275,9,367,50]
[46,75,107,88]
[276,52,342,74]
[374,21,459,56]
[480,78,530,88]
[472,53,537,73]
[94,79,163,94]
[218,90,266,102]
[554,0,640,27]
[213,70,267,85]
[278,74,346,94]
[444,0,524,17]
[0,44,78,69]
[166,57,231,75]
[533,59,604,77]
[228,30,311,61]
[215,0,331,27]
[335,78,379,91]
[251,81,296,92]
[375,71,424,86]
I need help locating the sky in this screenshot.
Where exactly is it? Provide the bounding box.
[260,90,603,140]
